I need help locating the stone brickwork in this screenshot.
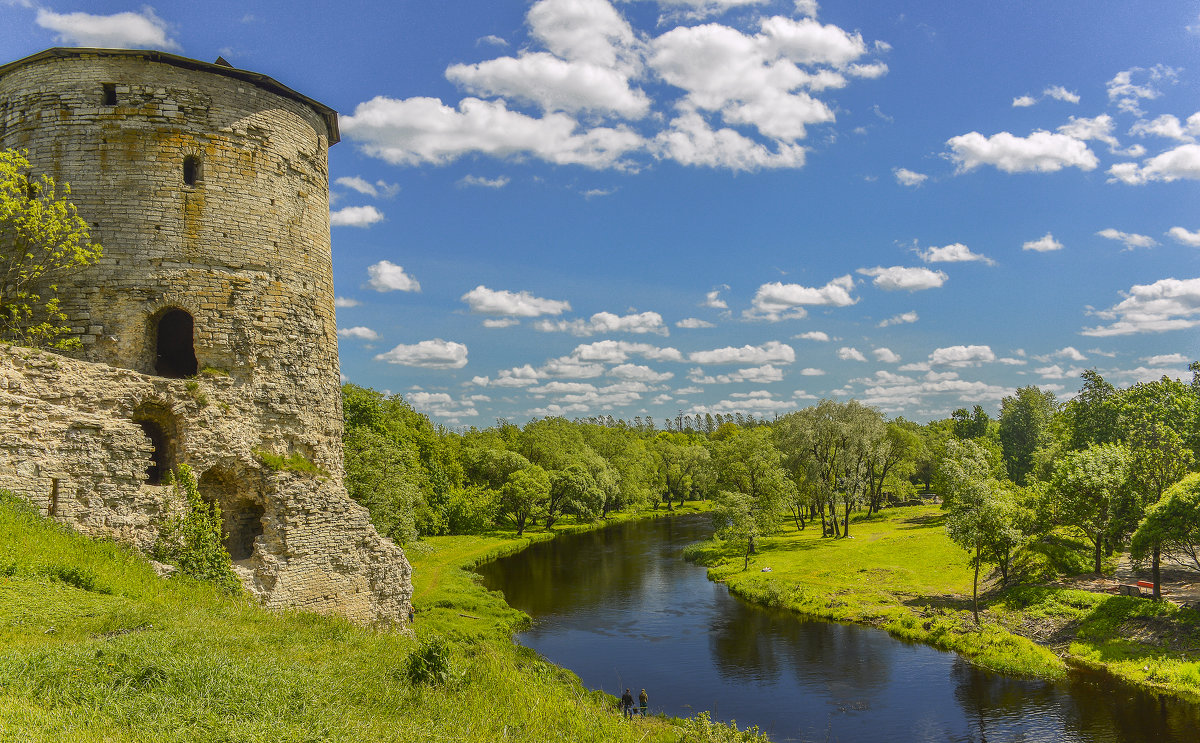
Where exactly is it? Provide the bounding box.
[0,48,411,626]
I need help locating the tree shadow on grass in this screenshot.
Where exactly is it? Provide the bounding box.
[898,513,946,530]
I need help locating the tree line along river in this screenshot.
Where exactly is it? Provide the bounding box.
[475,514,1200,743]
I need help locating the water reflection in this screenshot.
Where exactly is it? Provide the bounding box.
[476,515,1200,742]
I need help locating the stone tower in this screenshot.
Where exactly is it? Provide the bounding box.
[0,48,411,625]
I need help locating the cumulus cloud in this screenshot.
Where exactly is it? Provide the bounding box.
[1168,227,1200,247]
[1082,277,1200,336]
[857,266,947,292]
[693,390,794,415]
[375,339,469,369]
[1044,85,1080,104]
[367,260,421,292]
[1022,232,1063,252]
[334,176,399,198]
[930,345,996,367]
[610,364,674,382]
[946,130,1098,173]
[1057,114,1121,151]
[878,310,918,327]
[800,367,825,375]
[461,285,570,317]
[1108,144,1200,184]
[572,340,685,364]
[338,326,379,341]
[796,330,830,341]
[1144,353,1189,366]
[535,310,669,336]
[459,175,511,188]
[1130,113,1200,143]
[893,167,927,186]
[873,347,901,363]
[331,205,385,227]
[918,242,995,265]
[688,365,783,384]
[334,296,361,308]
[837,346,867,362]
[703,286,729,309]
[1107,65,1179,116]
[473,364,542,387]
[35,7,180,49]
[1097,228,1157,250]
[1012,95,1036,108]
[406,391,478,422]
[746,275,856,319]
[689,340,794,365]
[677,317,716,328]
[483,318,521,328]
[654,109,807,171]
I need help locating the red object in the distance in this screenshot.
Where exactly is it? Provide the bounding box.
[1136,580,1154,589]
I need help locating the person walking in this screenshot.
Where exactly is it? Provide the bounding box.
[638,688,648,717]
[620,688,634,719]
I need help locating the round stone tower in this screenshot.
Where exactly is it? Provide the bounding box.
[0,48,343,475]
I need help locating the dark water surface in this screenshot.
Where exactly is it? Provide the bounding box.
[475,515,1200,742]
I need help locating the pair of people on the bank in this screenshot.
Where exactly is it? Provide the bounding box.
[620,688,648,718]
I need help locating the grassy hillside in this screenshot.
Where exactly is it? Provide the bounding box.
[685,504,1200,699]
[0,492,746,742]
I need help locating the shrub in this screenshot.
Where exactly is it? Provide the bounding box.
[47,564,108,593]
[151,464,240,593]
[404,637,455,686]
[676,711,769,743]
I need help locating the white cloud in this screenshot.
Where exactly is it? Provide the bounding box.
[703,286,729,309]
[857,265,947,292]
[693,390,794,415]
[461,285,570,317]
[541,356,606,378]
[375,339,469,369]
[483,318,521,328]
[1107,65,1179,116]
[1144,353,1189,366]
[946,130,1098,173]
[918,242,995,265]
[796,330,830,341]
[1012,95,1036,107]
[878,310,918,327]
[446,51,651,117]
[527,0,642,71]
[459,175,511,188]
[1082,277,1200,336]
[331,205,385,227]
[1022,232,1063,252]
[367,260,421,292]
[800,367,824,376]
[572,340,685,363]
[930,345,996,367]
[1047,346,1087,362]
[837,346,867,362]
[1096,228,1157,250]
[654,109,807,170]
[1044,85,1080,104]
[1168,227,1200,247]
[893,167,928,186]
[338,326,379,341]
[475,364,542,387]
[535,310,669,336]
[747,274,856,319]
[342,96,644,169]
[690,340,794,365]
[35,8,180,50]
[688,365,783,384]
[676,317,716,328]
[1057,114,1120,151]
[334,176,399,198]
[334,297,361,308]
[1130,113,1200,143]
[406,391,478,422]
[873,347,901,363]
[1108,144,1200,184]
[610,364,674,382]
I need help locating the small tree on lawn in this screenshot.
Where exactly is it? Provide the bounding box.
[151,465,240,593]
[946,477,1022,624]
[0,148,102,348]
[1131,473,1200,598]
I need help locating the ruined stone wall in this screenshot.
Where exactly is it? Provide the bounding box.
[0,50,343,476]
[0,345,411,624]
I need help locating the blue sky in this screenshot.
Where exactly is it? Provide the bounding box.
[3,1,1199,427]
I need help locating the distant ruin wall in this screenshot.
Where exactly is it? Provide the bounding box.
[0,339,411,624]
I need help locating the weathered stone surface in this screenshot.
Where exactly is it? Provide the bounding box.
[0,48,411,626]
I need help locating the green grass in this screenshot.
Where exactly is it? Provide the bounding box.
[688,504,1200,700]
[0,492,717,742]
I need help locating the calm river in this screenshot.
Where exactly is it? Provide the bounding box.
[475,514,1200,742]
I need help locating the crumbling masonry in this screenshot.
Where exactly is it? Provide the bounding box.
[0,48,411,624]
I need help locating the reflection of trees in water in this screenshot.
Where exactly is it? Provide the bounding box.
[476,515,712,620]
[952,658,1200,742]
[709,594,892,701]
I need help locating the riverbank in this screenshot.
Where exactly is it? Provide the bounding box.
[683,504,1200,702]
[0,492,736,742]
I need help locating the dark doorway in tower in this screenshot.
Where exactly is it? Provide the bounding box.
[136,418,169,485]
[155,308,198,378]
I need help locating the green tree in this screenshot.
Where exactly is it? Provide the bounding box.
[1131,473,1200,578]
[1050,443,1131,574]
[946,477,1023,624]
[151,465,240,593]
[500,465,549,536]
[711,427,791,568]
[998,386,1058,485]
[951,405,991,440]
[0,148,102,348]
[546,462,603,528]
[343,427,420,544]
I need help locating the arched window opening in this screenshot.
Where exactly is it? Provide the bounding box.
[136,419,169,485]
[198,468,264,562]
[183,155,201,186]
[155,308,198,378]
